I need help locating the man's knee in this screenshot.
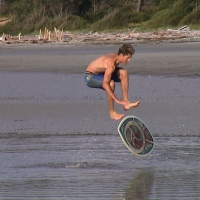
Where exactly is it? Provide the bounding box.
[119,69,128,78]
[110,80,115,89]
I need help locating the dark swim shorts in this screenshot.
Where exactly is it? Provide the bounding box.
[84,70,120,89]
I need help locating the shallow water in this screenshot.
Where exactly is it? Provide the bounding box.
[0,73,200,199]
[0,133,199,200]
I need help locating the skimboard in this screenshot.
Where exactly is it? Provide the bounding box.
[118,116,154,157]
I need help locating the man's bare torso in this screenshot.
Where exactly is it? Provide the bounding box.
[86,53,118,74]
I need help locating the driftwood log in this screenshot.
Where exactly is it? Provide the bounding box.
[1,26,200,44]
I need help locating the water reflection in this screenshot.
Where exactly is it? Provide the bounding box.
[124,170,154,200]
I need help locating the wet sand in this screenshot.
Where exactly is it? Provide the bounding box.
[0,42,200,76]
[0,42,200,134]
[0,73,200,136]
[0,42,200,199]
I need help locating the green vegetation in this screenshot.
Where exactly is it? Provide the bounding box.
[0,0,200,34]
[145,0,199,29]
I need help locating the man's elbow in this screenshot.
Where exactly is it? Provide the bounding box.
[102,82,109,91]
[102,82,107,90]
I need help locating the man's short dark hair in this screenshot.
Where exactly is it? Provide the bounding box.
[118,44,135,56]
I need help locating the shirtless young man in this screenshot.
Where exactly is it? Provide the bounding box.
[84,43,140,120]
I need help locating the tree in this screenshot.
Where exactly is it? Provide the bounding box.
[137,0,143,12]
[0,0,8,15]
[48,0,64,18]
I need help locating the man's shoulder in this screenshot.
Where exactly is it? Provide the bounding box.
[102,53,117,62]
[105,53,117,57]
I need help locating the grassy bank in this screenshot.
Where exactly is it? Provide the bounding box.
[0,0,200,35]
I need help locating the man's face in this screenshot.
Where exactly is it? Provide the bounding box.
[121,53,132,64]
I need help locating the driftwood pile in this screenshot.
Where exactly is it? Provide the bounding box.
[1,25,200,44]
[0,27,64,44]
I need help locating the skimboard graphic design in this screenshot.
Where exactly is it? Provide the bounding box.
[118,116,154,156]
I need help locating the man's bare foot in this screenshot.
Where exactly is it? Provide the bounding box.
[123,101,140,111]
[110,111,124,120]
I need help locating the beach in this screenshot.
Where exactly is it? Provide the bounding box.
[0,42,200,199]
[0,42,200,76]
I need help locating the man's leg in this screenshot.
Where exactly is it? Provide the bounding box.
[106,80,124,120]
[118,68,140,110]
[118,68,129,102]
